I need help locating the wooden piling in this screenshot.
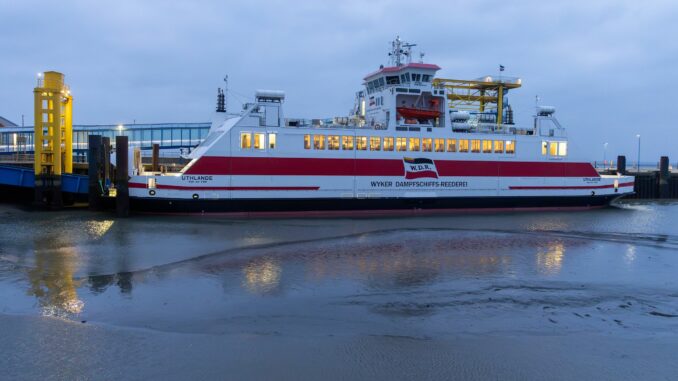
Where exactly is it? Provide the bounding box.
[659,156,669,199]
[617,155,626,175]
[115,135,130,217]
[88,135,103,211]
[152,144,160,172]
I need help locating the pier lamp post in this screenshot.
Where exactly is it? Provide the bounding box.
[636,134,641,171]
[117,124,124,135]
[603,142,608,168]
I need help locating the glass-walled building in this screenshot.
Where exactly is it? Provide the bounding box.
[0,123,210,156]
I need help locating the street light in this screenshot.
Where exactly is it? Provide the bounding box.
[603,142,608,168]
[117,124,124,134]
[636,134,641,171]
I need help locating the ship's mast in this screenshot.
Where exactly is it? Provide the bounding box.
[389,36,416,67]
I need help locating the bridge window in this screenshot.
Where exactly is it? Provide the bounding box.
[422,74,431,82]
[396,137,407,151]
[384,137,394,151]
[386,76,400,85]
[494,140,504,153]
[370,136,381,151]
[506,140,516,154]
[422,138,433,152]
[558,142,567,156]
[434,138,445,152]
[268,133,276,149]
[304,134,311,149]
[458,139,469,152]
[471,140,481,153]
[409,138,420,151]
[240,132,252,149]
[342,136,354,150]
[328,135,340,150]
[314,135,325,150]
[400,73,410,83]
[357,136,367,150]
[412,73,421,82]
[482,140,492,153]
[254,133,265,150]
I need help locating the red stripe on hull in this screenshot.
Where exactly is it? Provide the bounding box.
[129,183,319,191]
[509,181,634,190]
[184,157,600,178]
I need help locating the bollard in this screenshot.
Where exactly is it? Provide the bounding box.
[152,144,160,172]
[617,155,626,175]
[88,135,103,210]
[659,156,669,199]
[115,135,130,217]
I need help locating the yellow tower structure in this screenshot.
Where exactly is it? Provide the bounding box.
[34,71,73,176]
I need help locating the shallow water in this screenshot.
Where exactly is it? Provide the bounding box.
[1,201,678,379]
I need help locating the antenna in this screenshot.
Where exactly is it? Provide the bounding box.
[223,75,228,113]
[389,36,417,66]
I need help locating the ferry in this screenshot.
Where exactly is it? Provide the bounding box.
[127,37,635,215]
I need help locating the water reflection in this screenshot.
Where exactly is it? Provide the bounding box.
[242,258,282,294]
[536,240,565,275]
[84,219,115,239]
[26,247,84,317]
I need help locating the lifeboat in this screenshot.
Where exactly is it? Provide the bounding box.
[396,107,440,119]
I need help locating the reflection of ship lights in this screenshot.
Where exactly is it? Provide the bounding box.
[85,220,115,238]
[243,259,281,293]
[536,241,565,275]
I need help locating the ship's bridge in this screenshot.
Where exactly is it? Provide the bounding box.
[363,63,441,95]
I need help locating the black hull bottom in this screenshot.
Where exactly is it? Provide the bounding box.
[129,194,625,216]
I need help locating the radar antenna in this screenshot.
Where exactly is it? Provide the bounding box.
[388,36,417,67]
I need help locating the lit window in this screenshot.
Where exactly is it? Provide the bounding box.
[434,138,445,152]
[458,139,469,152]
[482,140,492,153]
[314,135,325,150]
[422,138,432,152]
[328,135,340,150]
[541,141,548,155]
[396,137,407,151]
[241,132,252,149]
[494,140,504,153]
[409,137,420,151]
[447,139,457,152]
[558,141,568,156]
[549,141,558,156]
[148,177,156,189]
[471,139,481,153]
[357,136,367,150]
[268,133,276,149]
[342,136,354,150]
[505,140,516,154]
[383,137,394,151]
[370,136,381,151]
[304,134,311,149]
[254,133,265,150]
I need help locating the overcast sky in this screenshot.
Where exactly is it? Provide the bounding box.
[1,0,676,161]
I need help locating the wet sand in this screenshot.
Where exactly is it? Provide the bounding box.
[2,201,678,380]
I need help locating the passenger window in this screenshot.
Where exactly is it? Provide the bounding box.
[458,139,469,152]
[434,138,445,152]
[370,136,381,151]
[357,136,368,150]
[328,135,340,150]
[549,141,558,156]
[409,137,420,151]
[558,142,567,156]
[304,134,311,149]
[241,132,252,149]
[396,137,407,151]
[383,137,394,151]
[254,133,265,150]
[471,140,481,153]
[447,139,457,152]
[505,140,516,154]
[342,136,354,150]
[541,141,548,155]
[422,138,432,152]
[494,140,504,153]
[314,135,325,150]
[268,133,276,149]
[482,140,492,153]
